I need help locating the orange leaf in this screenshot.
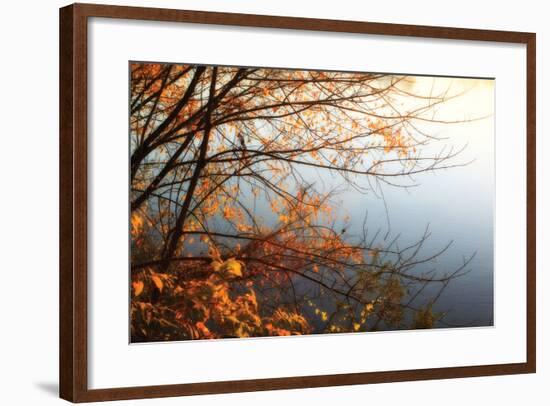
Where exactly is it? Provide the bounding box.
[151,275,164,292]
[132,280,144,297]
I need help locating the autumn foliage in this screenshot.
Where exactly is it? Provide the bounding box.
[130,62,469,342]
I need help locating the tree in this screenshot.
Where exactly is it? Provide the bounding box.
[129,63,473,342]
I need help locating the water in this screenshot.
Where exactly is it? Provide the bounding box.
[336,166,494,327]
[320,81,495,327]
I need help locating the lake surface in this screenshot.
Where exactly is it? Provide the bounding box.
[335,166,495,328]
[317,80,495,328]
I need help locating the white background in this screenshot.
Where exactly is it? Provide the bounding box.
[0,0,546,404]
[89,18,526,389]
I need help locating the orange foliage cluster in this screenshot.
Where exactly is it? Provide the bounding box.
[131,252,310,341]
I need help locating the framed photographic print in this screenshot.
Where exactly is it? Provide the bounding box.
[59,3,536,402]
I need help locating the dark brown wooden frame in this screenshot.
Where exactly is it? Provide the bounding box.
[59,3,536,402]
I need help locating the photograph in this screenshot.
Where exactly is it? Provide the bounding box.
[129,62,495,343]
